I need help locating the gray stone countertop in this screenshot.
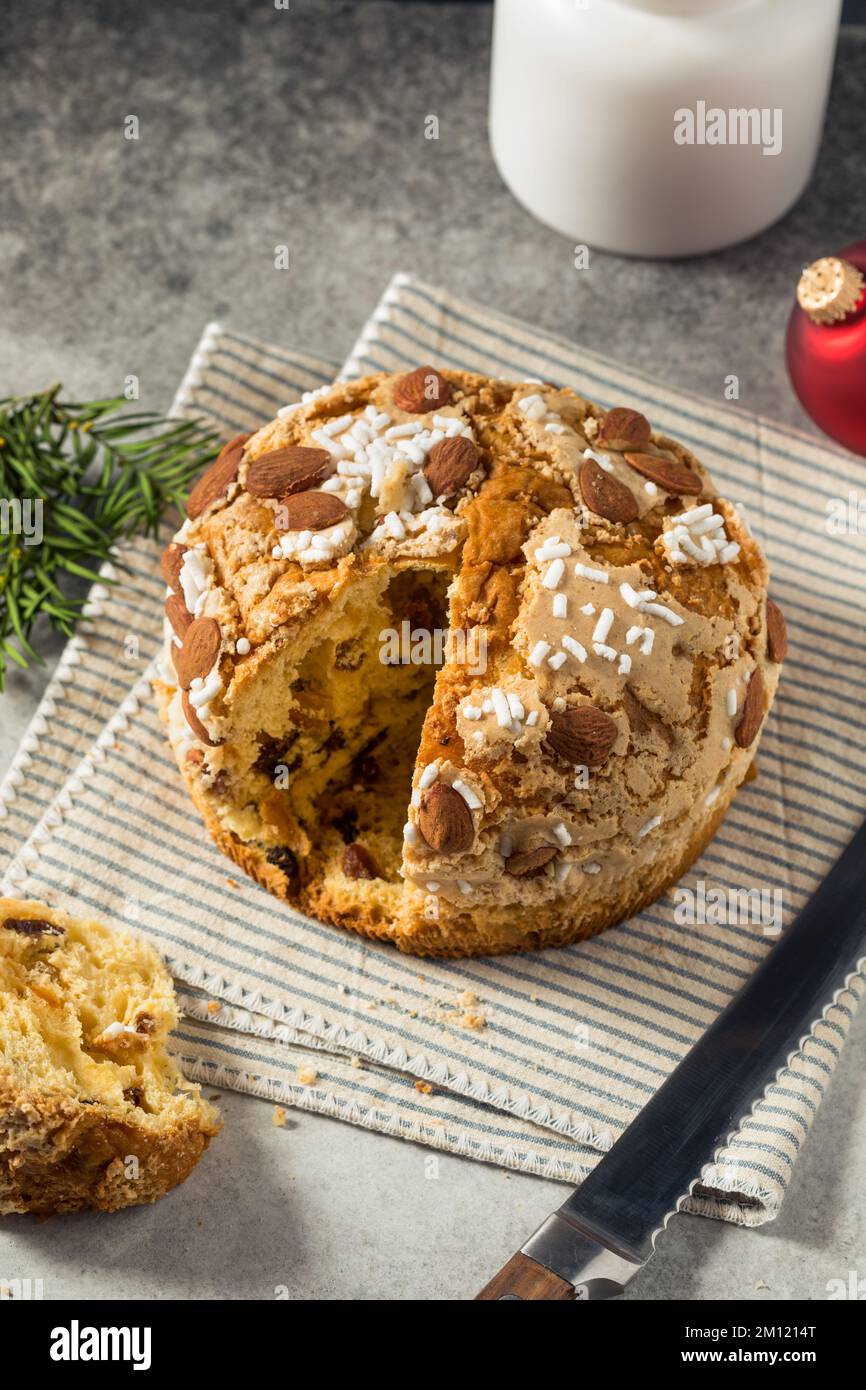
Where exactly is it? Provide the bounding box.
[0,0,864,1302]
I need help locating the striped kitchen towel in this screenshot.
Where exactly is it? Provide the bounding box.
[2,279,864,1224]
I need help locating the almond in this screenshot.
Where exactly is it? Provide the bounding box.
[173,616,221,689]
[186,433,250,519]
[546,706,618,768]
[505,845,557,878]
[343,844,379,880]
[623,451,702,496]
[394,365,452,414]
[182,690,218,746]
[766,598,788,662]
[424,436,479,498]
[598,407,651,452]
[579,458,638,524]
[160,542,187,593]
[735,668,765,748]
[282,491,348,533]
[417,783,474,854]
[246,446,334,499]
[165,593,192,640]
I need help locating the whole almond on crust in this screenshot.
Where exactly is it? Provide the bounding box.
[246,446,334,499]
[766,598,788,662]
[282,491,348,533]
[424,436,479,498]
[622,451,702,496]
[735,669,765,747]
[505,845,557,878]
[598,407,651,452]
[343,844,379,880]
[173,616,221,689]
[394,366,452,414]
[160,542,187,593]
[579,458,638,524]
[182,691,218,746]
[418,783,474,854]
[187,433,250,520]
[546,706,618,768]
[165,593,192,640]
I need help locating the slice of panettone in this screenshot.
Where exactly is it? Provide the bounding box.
[0,898,220,1215]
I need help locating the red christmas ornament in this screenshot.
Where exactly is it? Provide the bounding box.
[786,241,866,456]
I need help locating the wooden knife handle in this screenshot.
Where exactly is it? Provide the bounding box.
[475,1252,576,1301]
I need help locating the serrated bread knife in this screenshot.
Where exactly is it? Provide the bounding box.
[476,818,866,1300]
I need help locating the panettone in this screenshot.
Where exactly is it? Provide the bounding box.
[155,367,786,958]
[0,898,220,1214]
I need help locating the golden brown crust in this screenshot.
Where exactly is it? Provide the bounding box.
[0,1080,217,1216]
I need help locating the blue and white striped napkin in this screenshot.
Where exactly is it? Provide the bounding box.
[2,276,863,1224]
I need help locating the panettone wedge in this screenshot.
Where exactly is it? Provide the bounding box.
[0,898,220,1214]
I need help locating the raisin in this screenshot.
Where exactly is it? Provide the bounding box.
[343,844,379,880]
[254,737,282,776]
[324,728,346,752]
[255,733,298,778]
[266,846,299,879]
[350,732,387,783]
[2,917,64,937]
[135,1013,156,1035]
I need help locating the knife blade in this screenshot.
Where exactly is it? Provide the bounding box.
[476,815,866,1300]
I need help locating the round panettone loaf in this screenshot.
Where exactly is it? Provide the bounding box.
[155,368,786,957]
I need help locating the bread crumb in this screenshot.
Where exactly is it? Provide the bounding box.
[350,1055,363,1069]
[457,990,477,1009]
[755,1279,769,1291]
[462,1012,486,1031]
[297,1065,318,1086]
[272,1106,287,1127]
[414,1080,433,1095]
[225,877,239,889]
[206,1000,221,1015]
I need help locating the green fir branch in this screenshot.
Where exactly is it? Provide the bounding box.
[0,384,219,690]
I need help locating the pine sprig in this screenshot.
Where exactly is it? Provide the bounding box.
[0,384,220,690]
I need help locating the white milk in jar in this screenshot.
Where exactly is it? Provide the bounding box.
[489,0,842,256]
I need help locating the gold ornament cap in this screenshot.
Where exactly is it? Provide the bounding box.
[797,256,865,325]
